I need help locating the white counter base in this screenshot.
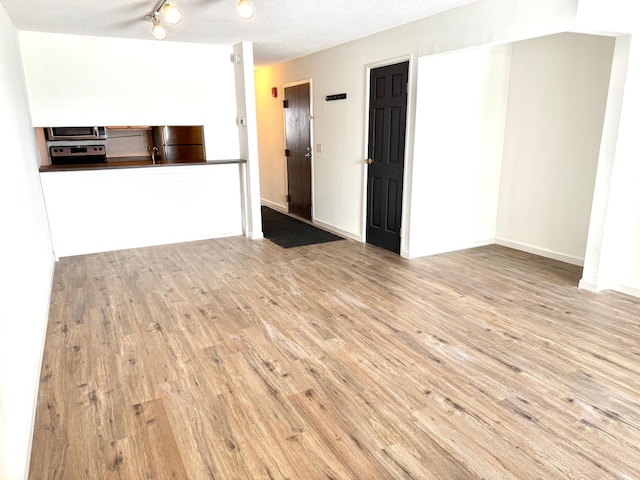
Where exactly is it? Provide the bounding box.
[40,162,245,258]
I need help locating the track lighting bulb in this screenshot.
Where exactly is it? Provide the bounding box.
[237,0,254,20]
[151,17,167,40]
[162,2,182,25]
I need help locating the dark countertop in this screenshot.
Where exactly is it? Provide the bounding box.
[40,157,246,172]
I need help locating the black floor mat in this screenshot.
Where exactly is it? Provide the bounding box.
[261,206,344,248]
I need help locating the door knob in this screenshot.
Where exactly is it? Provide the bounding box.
[305,152,312,159]
[365,158,373,164]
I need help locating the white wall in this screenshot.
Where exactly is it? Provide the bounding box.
[255,67,288,209]
[257,52,374,238]
[573,1,640,295]
[233,42,263,240]
[18,32,264,256]
[19,32,241,160]
[497,33,615,266]
[41,164,244,257]
[409,45,512,258]
[255,0,578,252]
[0,6,56,480]
[254,0,640,297]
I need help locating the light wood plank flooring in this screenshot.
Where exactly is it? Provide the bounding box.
[29,237,640,479]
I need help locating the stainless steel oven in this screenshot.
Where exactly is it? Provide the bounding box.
[46,126,107,141]
[49,145,107,165]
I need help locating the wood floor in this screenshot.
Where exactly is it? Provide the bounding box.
[29,237,640,479]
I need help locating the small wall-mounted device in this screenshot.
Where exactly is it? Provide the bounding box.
[271,87,278,98]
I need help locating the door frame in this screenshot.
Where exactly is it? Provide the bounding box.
[361,55,415,257]
[283,78,314,218]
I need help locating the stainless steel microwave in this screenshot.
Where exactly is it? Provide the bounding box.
[46,126,106,141]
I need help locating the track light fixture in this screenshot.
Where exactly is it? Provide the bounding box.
[145,0,181,40]
[146,0,254,40]
[237,0,255,20]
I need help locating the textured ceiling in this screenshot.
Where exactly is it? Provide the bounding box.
[1,0,480,67]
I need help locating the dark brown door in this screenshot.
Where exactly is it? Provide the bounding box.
[366,62,409,254]
[284,83,312,220]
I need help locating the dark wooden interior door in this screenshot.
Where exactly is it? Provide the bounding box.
[366,62,409,254]
[284,83,312,220]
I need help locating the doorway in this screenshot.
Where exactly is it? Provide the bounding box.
[284,83,312,220]
[365,61,409,254]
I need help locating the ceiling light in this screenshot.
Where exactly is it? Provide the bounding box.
[237,0,254,20]
[146,0,253,40]
[162,2,182,25]
[145,0,180,40]
[151,16,167,40]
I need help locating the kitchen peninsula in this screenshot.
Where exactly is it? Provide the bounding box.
[38,125,248,258]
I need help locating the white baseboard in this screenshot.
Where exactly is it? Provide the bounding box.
[578,279,598,292]
[407,238,495,259]
[579,278,640,299]
[495,238,584,266]
[311,219,361,242]
[56,231,244,258]
[611,283,640,299]
[260,199,287,213]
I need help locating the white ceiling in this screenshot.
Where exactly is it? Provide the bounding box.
[1,0,480,67]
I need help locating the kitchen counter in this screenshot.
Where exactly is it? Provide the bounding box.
[39,160,248,257]
[40,157,246,172]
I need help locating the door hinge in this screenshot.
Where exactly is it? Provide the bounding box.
[283,99,289,108]
[406,82,409,94]
[285,194,291,203]
[284,149,290,157]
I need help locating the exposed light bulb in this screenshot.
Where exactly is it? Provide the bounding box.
[152,19,167,40]
[237,0,254,20]
[162,2,182,25]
